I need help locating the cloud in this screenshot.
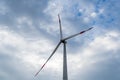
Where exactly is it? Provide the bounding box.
[67,30,120,80]
[0,1,9,15]
[0,0,120,80]
[0,28,56,80]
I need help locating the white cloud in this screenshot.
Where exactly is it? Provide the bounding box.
[90,12,97,18]
[65,30,120,79]
[99,8,104,14]
[43,0,63,19]
[0,28,55,71]
[17,16,33,26]
[39,20,59,36]
[16,16,36,32]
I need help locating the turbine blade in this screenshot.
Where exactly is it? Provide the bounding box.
[58,14,63,40]
[35,42,61,77]
[63,27,93,40]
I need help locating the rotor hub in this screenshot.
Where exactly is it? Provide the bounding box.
[61,40,67,44]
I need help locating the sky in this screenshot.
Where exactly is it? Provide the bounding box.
[0,0,120,80]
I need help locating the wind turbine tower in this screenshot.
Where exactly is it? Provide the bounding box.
[35,14,93,80]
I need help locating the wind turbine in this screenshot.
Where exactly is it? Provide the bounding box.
[35,14,93,80]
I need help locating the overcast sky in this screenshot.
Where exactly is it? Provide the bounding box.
[0,0,120,80]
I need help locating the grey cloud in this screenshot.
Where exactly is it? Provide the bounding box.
[0,0,120,80]
[0,0,51,38]
[1,0,48,18]
[75,56,120,80]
